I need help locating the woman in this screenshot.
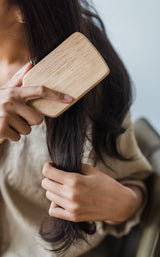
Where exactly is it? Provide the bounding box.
[0,0,152,256]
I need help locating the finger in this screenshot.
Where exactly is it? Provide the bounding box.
[10,101,44,126]
[13,63,33,87]
[46,191,68,210]
[49,204,72,220]
[41,178,64,198]
[42,162,73,185]
[6,127,21,141]
[19,85,74,103]
[50,201,58,208]
[0,121,21,141]
[3,63,33,89]
[8,113,31,135]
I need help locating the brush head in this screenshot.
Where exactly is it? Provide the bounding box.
[22,32,110,118]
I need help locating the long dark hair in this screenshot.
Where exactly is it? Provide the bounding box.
[8,0,133,253]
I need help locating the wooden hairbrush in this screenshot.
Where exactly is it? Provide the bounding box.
[0,32,110,144]
[23,32,110,117]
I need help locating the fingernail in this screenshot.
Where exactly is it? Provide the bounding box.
[64,95,74,102]
[49,161,55,167]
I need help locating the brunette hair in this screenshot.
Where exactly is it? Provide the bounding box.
[8,0,133,253]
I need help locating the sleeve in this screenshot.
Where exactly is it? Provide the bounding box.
[89,111,153,237]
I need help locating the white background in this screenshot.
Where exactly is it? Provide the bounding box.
[93,0,160,133]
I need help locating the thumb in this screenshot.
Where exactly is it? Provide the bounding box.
[5,63,33,88]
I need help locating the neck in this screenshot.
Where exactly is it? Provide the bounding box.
[0,22,30,66]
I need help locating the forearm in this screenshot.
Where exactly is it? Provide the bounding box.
[104,185,144,225]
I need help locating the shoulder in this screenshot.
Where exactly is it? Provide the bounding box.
[85,111,153,180]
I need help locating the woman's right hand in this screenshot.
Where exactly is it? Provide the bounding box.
[0,63,74,142]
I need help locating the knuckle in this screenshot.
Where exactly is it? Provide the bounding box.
[46,190,52,200]
[1,100,14,111]
[20,124,31,136]
[41,178,47,188]
[42,163,50,176]
[71,175,79,188]
[38,85,47,96]
[54,91,65,100]
[54,91,62,97]
[23,126,31,135]
[34,115,43,125]
[13,134,21,142]
[71,203,80,214]
[69,190,77,202]
[0,114,9,123]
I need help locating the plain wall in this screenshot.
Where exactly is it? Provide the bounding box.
[93,0,160,132]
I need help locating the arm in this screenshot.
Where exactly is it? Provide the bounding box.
[41,111,152,228]
[104,185,144,225]
[41,162,144,224]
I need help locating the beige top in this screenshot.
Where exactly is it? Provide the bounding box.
[0,66,152,257]
[0,112,152,257]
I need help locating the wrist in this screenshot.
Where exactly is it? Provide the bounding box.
[104,184,143,225]
[124,185,144,218]
[118,185,139,222]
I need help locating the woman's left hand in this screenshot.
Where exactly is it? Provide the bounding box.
[41,162,141,224]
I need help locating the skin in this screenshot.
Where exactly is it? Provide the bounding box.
[0,1,143,225]
[42,163,143,225]
[0,0,74,142]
